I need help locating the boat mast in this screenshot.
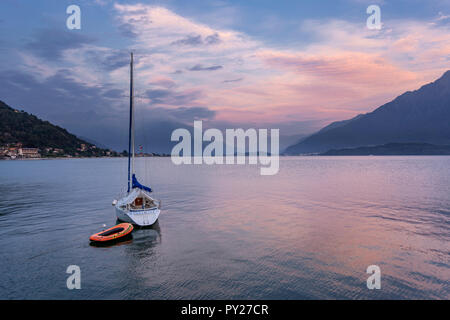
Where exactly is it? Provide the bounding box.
[127,52,135,193]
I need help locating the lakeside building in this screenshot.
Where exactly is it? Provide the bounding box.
[0,147,8,158]
[0,144,41,159]
[20,148,41,158]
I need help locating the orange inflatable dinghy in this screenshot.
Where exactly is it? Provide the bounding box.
[90,223,134,243]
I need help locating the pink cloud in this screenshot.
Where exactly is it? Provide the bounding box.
[23,5,450,134]
[259,51,419,88]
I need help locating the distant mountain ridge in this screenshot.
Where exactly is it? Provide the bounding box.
[321,142,450,156]
[0,100,113,157]
[285,71,450,154]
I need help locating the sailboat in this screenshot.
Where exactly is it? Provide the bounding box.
[113,52,161,227]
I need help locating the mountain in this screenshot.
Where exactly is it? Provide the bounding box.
[78,136,109,150]
[279,133,308,152]
[321,142,450,156]
[317,114,365,135]
[285,71,450,154]
[0,100,114,157]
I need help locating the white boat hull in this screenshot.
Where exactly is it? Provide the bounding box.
[115,206,160,227]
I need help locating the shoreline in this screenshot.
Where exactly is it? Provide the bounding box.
[0,155,171,161]
[2,154,450,162]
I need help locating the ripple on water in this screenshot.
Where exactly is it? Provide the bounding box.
[0,157,449,299]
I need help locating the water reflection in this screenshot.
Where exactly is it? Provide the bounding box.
[0,157,448,299]
[130,220,162,246]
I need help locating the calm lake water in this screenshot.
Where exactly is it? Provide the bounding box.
[0,157,449,299]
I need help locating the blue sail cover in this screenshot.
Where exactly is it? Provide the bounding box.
[132,174,152,192]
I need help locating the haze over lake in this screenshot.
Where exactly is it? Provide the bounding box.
[0,157,448,299]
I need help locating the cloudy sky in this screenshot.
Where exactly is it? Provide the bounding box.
[1,0,450,151]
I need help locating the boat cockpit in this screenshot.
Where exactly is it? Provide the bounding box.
[130,196,156,210]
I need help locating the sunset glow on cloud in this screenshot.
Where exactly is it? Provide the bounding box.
[1,0,449,148]
[110,4,450,125]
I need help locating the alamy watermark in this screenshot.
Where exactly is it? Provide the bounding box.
[66,265,81,289]
[366,5,382,30]
[366,265,381,289]
[171,121,280,176]
[66,5,81,30]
